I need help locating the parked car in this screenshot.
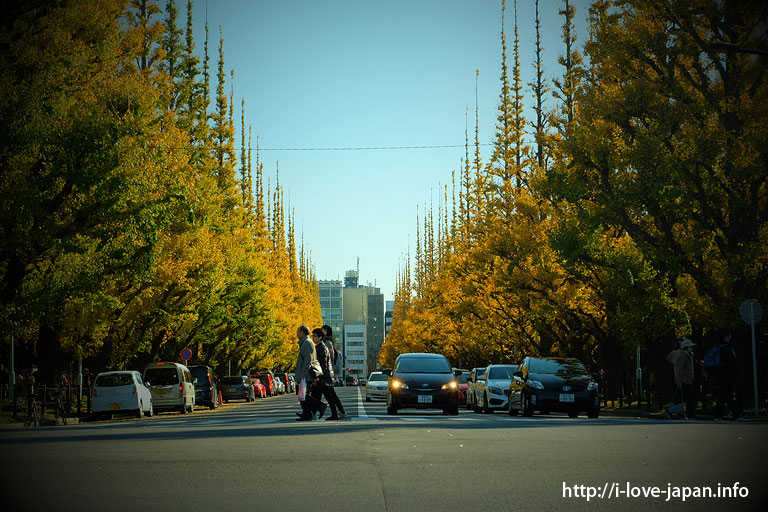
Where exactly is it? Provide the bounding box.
[188,365,219,410]
[221,376,256,402]
[384,353,460,415]
[473,364,518,413]
[92,371,153,419]
[466,367,486,411]
[274,376,285,395]
[365,371,389,401]
[454,369,470,406]
[508,357,600,418]
[250,372,276,396]
[143,362,195,414]
[251,377,267,398]
[275,372,294,393]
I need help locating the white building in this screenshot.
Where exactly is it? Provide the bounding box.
[343,323,366,380]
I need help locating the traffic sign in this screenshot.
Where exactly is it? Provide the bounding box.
[740,299,763,325]
[180,348,192,361]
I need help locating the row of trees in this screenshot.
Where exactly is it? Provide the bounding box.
[1,0,321,380]
[381,0,766,405]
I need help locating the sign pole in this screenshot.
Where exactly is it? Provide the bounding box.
[750,302,759,416]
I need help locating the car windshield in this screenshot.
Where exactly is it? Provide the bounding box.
[396,357,451,374]
[144,368,179,386]
[223,377,246,385]
[95,374,134,387]
[488,366,519,379]
[369,374,388,382]
[528,359,587,377]
[456,373,469,383]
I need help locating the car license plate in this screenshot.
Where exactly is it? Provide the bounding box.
[559,393,575,402]
[155,388,167,395]
[418,395,432,404]
[109,403,121,410]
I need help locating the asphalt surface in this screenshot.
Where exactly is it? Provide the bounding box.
[0,387,765,512]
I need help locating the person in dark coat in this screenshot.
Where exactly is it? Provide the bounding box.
[714,330,743,421]
[321,325,346,419]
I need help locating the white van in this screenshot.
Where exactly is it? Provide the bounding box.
[143,362,195,413]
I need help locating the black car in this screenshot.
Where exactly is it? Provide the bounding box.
[188,365,219,410]
[221,375,256,403]
[508,357,600,418]
[384,353,461,415]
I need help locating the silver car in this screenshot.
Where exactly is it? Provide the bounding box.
[474,364,518,413]
[365,372,389,401]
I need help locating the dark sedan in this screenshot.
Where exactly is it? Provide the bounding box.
[508,357,600,418]
[384,353,460,415]
[221,376,256,403]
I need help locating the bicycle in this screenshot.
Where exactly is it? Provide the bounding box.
[24,394,41,428]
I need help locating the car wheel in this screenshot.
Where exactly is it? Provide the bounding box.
[483,393,494,413]
[135,403,143,418]
[521,395,533,417]
[387,404,398,415]
[451,404,460,416]
[472,395,482,413]
[146,401,153,417]
[179,403,187,414]
[568,410,579,418]
[587,407,600,419]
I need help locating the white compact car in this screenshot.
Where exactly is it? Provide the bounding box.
[365,371,389,401]
[92,371,153,419]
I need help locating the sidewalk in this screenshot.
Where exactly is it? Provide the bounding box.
[600,405,768,422]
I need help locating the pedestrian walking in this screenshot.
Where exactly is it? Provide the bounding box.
[713,330,743,421]
[311,327,346,420]
[294,325,325,421]
[665,338,697,419]
[321,325,346,418]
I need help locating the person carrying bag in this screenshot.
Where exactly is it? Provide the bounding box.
[665,338,697,420]
[293,325,324,421]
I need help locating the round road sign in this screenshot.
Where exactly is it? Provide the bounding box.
[180,348,192,361]
[739,299,763,326]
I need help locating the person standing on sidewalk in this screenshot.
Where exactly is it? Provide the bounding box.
[714,330,743,421]
[666,338,697,419]
[321,325,346,419]
[294,325,324,421]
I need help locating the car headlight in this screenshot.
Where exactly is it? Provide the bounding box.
[588,381,598,391]
[441,381,458,390]
[528,379,545,390]
[391,380,408,390]
[488,386,503,395]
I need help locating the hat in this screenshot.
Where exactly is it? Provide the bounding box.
[680,338,696,349]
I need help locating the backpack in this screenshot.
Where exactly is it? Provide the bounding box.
[703,344,724,370]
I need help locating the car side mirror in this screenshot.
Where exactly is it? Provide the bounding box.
[454,370,462,377]
[382,369,392,376]
[145,381,151,387]
[513,370,523,379]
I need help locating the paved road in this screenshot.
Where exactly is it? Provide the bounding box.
[0,387,765,511]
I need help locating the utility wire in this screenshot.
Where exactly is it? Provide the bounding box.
[254,143,492,151]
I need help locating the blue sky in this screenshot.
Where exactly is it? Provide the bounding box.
[186,0,589,301]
